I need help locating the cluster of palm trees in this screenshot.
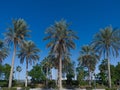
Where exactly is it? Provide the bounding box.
[1,19,40,88]
[1,18,120,90]
[79,26,120,88]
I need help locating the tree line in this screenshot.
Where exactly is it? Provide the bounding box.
[0,18,120,90]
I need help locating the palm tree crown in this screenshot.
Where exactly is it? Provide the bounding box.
[92,26,120,57]
[78,45,99,69]
[44,20,78,56]
[4,19,30,46]
[18,40,40,87]
[0,40,8,63]
[18,40,40,64]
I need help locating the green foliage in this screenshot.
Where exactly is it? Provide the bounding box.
[16,66,22,72]
[96,60,120,87]
[41,56,52,78]
[48,80,57,88]
[28,64,46,83]
[0,80,8,87]
[92,26,120,88]
[97,59,108,85]
[66,73,74,85]
[1,87,30,90]
[105,87,117,90]
[0,64,11,81]
[3,64,11,80]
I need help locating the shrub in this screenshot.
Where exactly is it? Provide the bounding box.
[105,87,117,90]
[0,80,8,87]
[48,80,57,88]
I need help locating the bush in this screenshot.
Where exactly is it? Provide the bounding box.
[2,87,30,90]
[2,87,16,90]
[105,87,117,90]
[0,80,8,87]
[48,80,57,88]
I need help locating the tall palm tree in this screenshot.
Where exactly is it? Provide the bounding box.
[18,40,40,87]
[78,45,99,86]
[4,19,30,87]
[0,39,8,63]
[92,26,120,88]
[44,19,78,90]
[16,65,22,82]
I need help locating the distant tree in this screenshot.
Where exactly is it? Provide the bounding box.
[92,26,120,88]
[28,64,46,83]
[18,40,40,87]
[4,19,30,87]
[62,56,75,85]
[41,56,52,87]
[78,45,99,86]
[3,64,11,81]
[0,64,4,79]
[76,66,88,86]
[44,19,78,90]
[16,66,22,81]
[97,59,108,86]
[115,62,120,85]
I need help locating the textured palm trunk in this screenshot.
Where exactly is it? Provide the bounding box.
[50,68,52,80]
[56,67,59,87]
[8,43,16,88]
[59,55,62,90]
[46,67,48,88]
[88,68,91,87]
[25,60,28,87]
[106,50,111,88]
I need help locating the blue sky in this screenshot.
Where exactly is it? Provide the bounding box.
[0,0,120,79]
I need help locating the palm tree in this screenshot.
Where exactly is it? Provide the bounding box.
[0,39,8,63]
[4,19,30,87]
[18,40,40,87]
[44,19,78,90]
[92,26,120,88]
[41,56,52,87]
[16,66,22,82]
[78,45,99,86]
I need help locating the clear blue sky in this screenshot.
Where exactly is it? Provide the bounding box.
[0,0,120,79]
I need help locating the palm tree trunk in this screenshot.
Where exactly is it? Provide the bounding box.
[50,68,52,80]
[106,50,111,88]
[18,72,20,82]
[88,68,91,87]
[8,43,16,88]
[59,55,62,90]
[46,67,48,88]
[57,67,59,87]
[25,59,28,87]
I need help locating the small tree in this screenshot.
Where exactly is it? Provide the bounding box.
[28,64,46,83]
[16,66,22,82]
